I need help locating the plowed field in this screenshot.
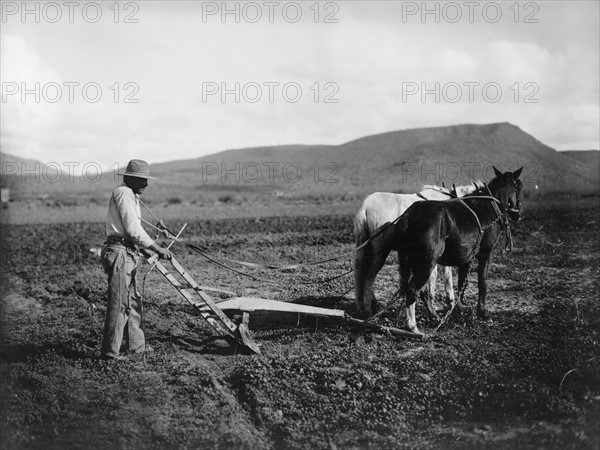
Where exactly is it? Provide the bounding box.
[1,197,599,449]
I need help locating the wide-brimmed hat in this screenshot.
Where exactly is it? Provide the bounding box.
[117,159,156,179]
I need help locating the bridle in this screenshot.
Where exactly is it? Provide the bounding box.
[457,180,520,251]
[484,178,523,252]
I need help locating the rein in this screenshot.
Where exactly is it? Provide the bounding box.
[456,199,483,233]
[140,214,379,272]
[138,200,357,289]
[138,182,514,286]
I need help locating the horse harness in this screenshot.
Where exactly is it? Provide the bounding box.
[434,191,513,330]
[417,185,513,251]
[455,189,513,253]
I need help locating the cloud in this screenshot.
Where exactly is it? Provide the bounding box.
[0,35,149,169]
[1,3,598,168]
[484,40,561,86]
[1,35,68,160]
[439,49,480,80]
[1,34,62,83]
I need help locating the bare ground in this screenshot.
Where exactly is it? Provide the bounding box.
[1,196,599,449]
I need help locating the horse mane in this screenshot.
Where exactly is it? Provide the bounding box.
[462,176,507,200]
[455,180,484,196]
[423,180,483,197]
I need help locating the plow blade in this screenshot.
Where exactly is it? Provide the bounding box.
[148,257,261,354]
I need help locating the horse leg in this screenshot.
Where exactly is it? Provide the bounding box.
[404,262,437,333]
[398,253,411,326]
[421,265,440,323]
[363,247,389,316]
[477,255,492,321]
[442,266,455,308]
[456,264,470,312]
[354,242,369,314]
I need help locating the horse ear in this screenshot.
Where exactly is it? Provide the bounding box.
[493,166,502,178]
[513,166,523,179]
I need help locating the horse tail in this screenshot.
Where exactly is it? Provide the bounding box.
[353,202,370,245]
[398,252,409,298]
[396,214,411,298]
[353,203,370,311]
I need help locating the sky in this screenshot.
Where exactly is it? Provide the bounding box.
[1,1,598,172]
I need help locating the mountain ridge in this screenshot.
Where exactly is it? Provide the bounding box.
[2,123,598,200]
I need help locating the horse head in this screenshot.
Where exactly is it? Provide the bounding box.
[489,166,524,221]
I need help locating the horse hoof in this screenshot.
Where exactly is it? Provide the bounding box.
[406,323,423,335]
[356,309,369,319]
[477,309,491,321]
[409,327,423,336]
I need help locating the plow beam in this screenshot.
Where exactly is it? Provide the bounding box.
[206,297,424,340]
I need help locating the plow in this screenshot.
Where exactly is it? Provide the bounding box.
[144,220,423,355]
[140,175,522,354]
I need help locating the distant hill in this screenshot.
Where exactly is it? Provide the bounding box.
[0,152,45,170]
[1,152,64,179]
[562,150,600,167]
[1,152,59,181]
[561,151,599,192]
[0,152,111,202]
[2,123,599,204]
[151,122,599,195]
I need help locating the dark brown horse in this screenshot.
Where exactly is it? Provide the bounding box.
[394,167,523,333]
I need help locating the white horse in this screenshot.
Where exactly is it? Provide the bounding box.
[354,183,481,332]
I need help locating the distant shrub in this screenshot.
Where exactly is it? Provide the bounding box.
[218,194,233,203]
[89,196,105,205]
[54,197,79,207]
[167,197,182,205]
[217,194,244,204]
[191,196,207,205]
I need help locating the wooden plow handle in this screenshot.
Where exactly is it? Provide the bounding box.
[148,255,261,354]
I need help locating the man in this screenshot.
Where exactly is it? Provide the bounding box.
[100,159,171,360]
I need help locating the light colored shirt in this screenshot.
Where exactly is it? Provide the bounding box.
[105,184,155,248]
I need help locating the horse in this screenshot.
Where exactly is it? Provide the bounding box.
[394,167,523,333]
[354,182,481,321]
